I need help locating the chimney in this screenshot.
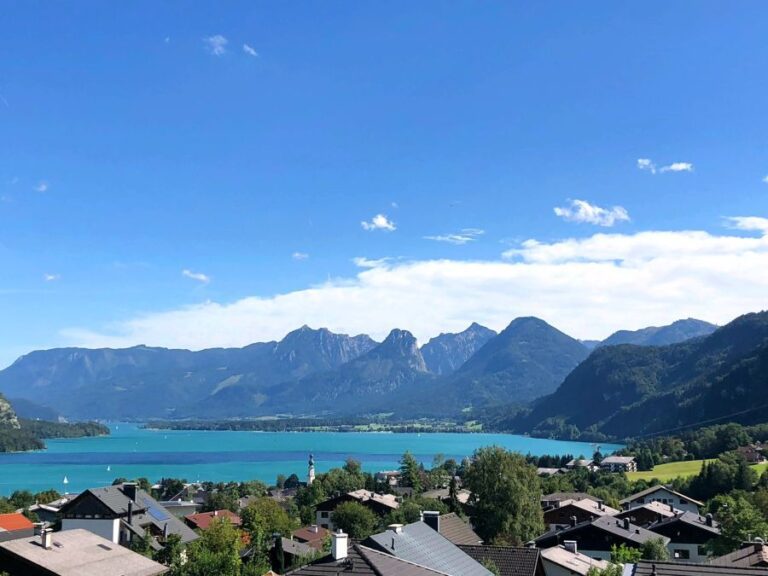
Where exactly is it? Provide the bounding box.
[127,501,134,526]
[598,501,603,511]
[41,528,53,550]
[331,530,348,561]
[564,540,578,554]
[123,482,138,502]
[311,524,319,533]
[706,513,713,527]
[388,524,404,534]
[213,510,218,517]
[570,515,578,527]
[163,523,168,541]
[623,518,630,530]
[669,503,674,512]
[423,511,440,533]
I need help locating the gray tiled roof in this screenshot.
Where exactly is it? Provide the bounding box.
[459,545,541,576]
[620,485,703,507]
[649,511,721,536]
[286,543,448,576]
[632,560,768,575]
[364,521,493,576]
[535,516,669,547]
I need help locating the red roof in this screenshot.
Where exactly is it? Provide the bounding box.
[292,525,330,548]
[0,513,34,532]
[184,509,241,530]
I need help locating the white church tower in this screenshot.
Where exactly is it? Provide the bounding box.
[308,453,315,486]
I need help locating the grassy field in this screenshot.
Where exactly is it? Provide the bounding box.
[626,459,715,482]
[627,459,768,482]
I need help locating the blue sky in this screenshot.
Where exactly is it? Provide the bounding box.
[1,1,768,367]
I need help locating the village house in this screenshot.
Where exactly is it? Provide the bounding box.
[0,528,168,576]
[737,444,766,464]
[272,536,316,570]
[362,521,494,575]
[427,511,484,546]
[158,498,199,519]
[184,509,242,531]
[542,498,619,526]
[565,459,596,471]
[647,511,721,562]
[25,493,79,526]
[374,470,401,486]
[541,492,599,509]
[0,513,35,542]
[314,489,399,531]
[599,456,637,473]
[291,524,330,550]
[540,542,611,576]
[620,485,703,515]
[712,540,768,569]
[58,482,198,550]
[629,559,768,575]
[286,530,454,576]
[615,501,682,527]
[534,516,670,561]
[459,545,545,576]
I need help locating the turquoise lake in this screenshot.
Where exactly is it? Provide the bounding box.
[0,423,622,495]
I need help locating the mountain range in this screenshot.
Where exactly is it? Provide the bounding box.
[508,312,768,438]
[0,316,722,425]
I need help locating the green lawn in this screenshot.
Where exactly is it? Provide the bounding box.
[626,459,715,482]
[627,459,768,482]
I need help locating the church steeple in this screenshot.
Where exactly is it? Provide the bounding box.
[308,453,315,486]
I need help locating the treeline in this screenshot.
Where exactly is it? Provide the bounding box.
[145,419,474,433]
[0,419,109,452]
[622,422,768,470]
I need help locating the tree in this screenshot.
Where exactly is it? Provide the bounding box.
[641,537,670,560]
[240,497,295,541]
[276,474,286,489]
[587,565,623,576]
[175,517,242,576]
[610,543,641,564]
[400,451,423,493]
[155,534,183,566]
[331,501,378,539]
[708,494,768,555]
[464,446,544,545]
[481,558,501,575]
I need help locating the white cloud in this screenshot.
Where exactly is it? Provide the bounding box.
[292,252,309,260]
[182,269,211,284]
[725,216,768,235]
[361,214,396,232]
[762,175,768,184]
[242,44,258,57]
[554,199,630,227]
[164,36,171,44]
[637,158,656,174]
[204,35,228,56]
[352,257,391,268]
[33,181,48,192]
[43,273,60,282]
[62,219,768,348]
[660,162,694,173]
[637,157,694,174]
[424,228,485,245]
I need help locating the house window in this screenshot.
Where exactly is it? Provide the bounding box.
[698,546,707,556]
[320,512,329,518]
[674,549,690,559]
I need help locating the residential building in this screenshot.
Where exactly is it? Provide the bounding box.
[542,498,619,526]
[620,485,702,514]
[540,543,611,576]
[287,529,466,575]
[375,470,401,486]
[0,513,35,542]
[0,528,168,576]
[648,511,721,562]
[292,525,330,550]
[59,482,198,549]
[184,509,241,531]
[630,559,768,575]
[565,459,596,471]
[272,536,316,570]
[711,541,768,568]
[315,489,399,531]
[427,511,483,546]
[541,493,597,509]
[615,501,682,527]
[737,444,766,464]
[26,493,79,526]
[460,545,545,576]
[599,456,637,473]
[363,521,494,575]
[422,487,472,507]
[158,499,198,519]
[534,516,670,561]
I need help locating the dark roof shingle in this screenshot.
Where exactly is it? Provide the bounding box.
[459,545,541,576]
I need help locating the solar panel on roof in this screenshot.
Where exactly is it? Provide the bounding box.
[148,505,169,521]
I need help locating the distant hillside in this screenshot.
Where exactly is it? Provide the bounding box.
[0,393,20,429]
[421,323,497,375]
[0,327,377,419]
[408,317,590,415]
[510,311,768,439]
[600,318,717,347]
